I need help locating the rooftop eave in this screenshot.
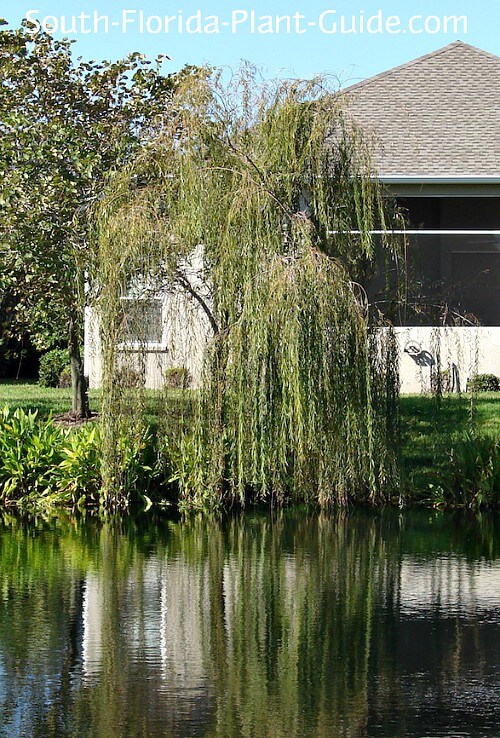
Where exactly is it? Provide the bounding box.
[376,176,500,197]
[378,176,500,184]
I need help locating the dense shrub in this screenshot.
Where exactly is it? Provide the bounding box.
[115,366,144,388]
[164,366,191,389]
[0,407,101,507]
[467,374,500,393]
[39,349,69,388]
[55,425,102,504]
[58,366,72,388]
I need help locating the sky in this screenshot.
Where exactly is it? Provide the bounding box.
[2,1,499,85]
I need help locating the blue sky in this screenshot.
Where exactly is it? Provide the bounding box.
[2,1,499,84]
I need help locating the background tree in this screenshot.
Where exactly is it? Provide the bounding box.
[0,18,191,415]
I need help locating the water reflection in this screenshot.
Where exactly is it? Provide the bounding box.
[0,510,498,737]
[400,555,500,617]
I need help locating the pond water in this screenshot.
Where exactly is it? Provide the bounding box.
[0,509,498,738]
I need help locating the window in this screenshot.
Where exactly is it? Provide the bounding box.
[118,298,164,345]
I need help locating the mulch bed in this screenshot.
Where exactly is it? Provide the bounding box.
[53,412,99,428]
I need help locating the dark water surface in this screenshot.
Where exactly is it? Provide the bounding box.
[0,509,498,738]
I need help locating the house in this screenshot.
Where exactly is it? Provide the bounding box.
[84,41,499,392]
[342,41,500,392]
[84,248,211,389]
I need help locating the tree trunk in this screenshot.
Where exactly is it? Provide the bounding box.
[68,311,90,418]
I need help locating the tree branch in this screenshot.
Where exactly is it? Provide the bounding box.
[173,270,219,335]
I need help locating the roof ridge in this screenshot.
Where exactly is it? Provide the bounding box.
[341,41,500,94]
[458,41,500,63]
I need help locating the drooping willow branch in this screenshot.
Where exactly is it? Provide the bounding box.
[94,66,404,510]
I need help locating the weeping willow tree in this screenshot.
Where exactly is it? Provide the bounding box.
[93,67,404,510]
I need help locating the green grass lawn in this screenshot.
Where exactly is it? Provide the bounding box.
[0,381,194,428]
[1,381,498,500]
[400,393,499,495]
[0,380,100,417]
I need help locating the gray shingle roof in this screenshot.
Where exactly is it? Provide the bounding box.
[342,42,500,177]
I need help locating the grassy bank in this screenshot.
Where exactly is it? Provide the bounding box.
[0,382,498,510]
[400,393,499,503]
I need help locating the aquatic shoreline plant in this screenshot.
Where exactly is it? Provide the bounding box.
[444,433,499,509]
[0,407,161,511]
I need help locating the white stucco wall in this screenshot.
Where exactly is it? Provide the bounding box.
[84,247,212,390]
[84,295,210,389]
[394,326,500,394]
[85,309,499,394]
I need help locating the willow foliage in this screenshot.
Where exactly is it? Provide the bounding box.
[94,67,403,510]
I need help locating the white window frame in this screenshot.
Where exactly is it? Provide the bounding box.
[117,296,166,351]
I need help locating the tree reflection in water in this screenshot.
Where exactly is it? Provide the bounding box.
[0,510,498,738]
